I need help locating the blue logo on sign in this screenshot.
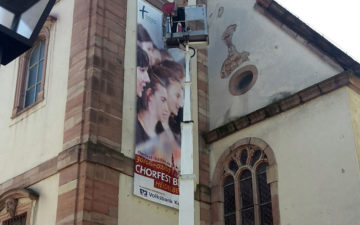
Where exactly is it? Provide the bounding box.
[139,5,149,19]
[140,188,148,197]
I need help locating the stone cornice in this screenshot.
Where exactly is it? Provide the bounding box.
[0,143,133,195]
[204,71,360,144]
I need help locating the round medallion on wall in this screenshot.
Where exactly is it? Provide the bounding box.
[228,65,258,95]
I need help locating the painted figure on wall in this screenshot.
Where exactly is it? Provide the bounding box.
[221,24,250,78]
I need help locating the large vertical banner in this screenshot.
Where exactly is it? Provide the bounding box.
[134,0,185,208]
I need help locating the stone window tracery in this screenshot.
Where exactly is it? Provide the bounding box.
[212,138,280,225]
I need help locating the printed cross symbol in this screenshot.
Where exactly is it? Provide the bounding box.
[139,5,148,19]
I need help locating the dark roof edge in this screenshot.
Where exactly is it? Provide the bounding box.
[256,0,360,76]
[204,70,360,144]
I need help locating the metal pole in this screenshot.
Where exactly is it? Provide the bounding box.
[179,44,196,225]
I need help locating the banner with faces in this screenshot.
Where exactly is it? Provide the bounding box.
[134,0,185,209]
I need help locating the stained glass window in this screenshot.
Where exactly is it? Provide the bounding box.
[221,147,275,225]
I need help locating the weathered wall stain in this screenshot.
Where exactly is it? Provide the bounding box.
[218,7,224,18]
[270,91,292,103]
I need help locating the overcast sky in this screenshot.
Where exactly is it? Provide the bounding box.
[276,0,360,62]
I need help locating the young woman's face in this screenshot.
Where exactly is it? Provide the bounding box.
[136,66,150,97]
[140,41,161,66]
[151,84,169,122]
[140,41,154,61]
[141,41,153,54]
[167,80,184,116]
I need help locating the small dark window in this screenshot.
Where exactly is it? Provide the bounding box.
[229,65,258,96]
[3,213,27,225]
[236,71,253,90]
[224,176,236,225]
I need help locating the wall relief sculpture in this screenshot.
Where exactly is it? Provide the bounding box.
[5,198,18,218]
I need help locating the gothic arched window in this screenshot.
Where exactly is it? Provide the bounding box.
[212,138,279,225]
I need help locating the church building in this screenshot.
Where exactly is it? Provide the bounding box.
[0,0,359,224]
